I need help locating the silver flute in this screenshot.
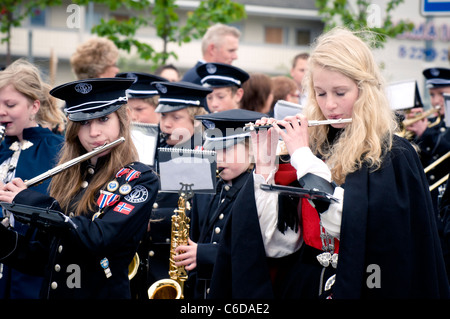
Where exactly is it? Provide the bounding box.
[243,118,352,132]
[24,137,125,187]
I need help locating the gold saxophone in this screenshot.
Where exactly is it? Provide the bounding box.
[148,183,192,299]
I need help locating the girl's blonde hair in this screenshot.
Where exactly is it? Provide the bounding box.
[0,59,66,131]
[49,106,138,216]
[304,27,397,184]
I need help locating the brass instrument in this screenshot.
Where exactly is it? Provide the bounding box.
[128,253,140,280]
[402,106,441,128]
[398,106,441,139]
[148,183,192,299]
[424,151,450,191]
[430,174,449,192]
[24,137,125,187]
[424,151,450,174]
[243,118,352,132]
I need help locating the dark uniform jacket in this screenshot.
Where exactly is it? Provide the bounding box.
[413,119,450,281]
[0,126,64,299]
[187,171,251,299]
[210,135,450,299]
[414,120,450,206]
[181,61,203,85]
[0,160,158,299]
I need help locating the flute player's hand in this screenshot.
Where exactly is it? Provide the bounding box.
[250,117,279,180]
[0,178,27,203]
[273,113,309,156]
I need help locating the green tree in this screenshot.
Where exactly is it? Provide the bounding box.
[315,0,414,48]
[1,0,62,65]
[1,0,246,69]
[85,0,246,70]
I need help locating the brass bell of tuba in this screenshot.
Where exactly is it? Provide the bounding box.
[148,183,193,299]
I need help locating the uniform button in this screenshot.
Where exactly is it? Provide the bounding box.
[430,175,435,180]
[51,282,58,290]
[224,185,230,191]
[206,288,210,294]
[213,241,217,244]
[440,127,446,133]
[69,212,74,218]
[88,167,95,174]
[215,227,221,234]
[220,198,225,204]
[219,213,224,220]
[152,202,159,209]
[166,238,170,243]
[54,264,61,272]
[81,181,88,188]
[426,147,431,151]
[58,245,63,253]
[149,250,155,257]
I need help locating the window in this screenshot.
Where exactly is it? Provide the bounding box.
[265,26,284,44]
[30,8,46,27]
[295,29,311,46]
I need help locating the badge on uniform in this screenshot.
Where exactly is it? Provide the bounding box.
[100,257,112,278]
[119,183,132,195]
[119,169,141,195]
[93,190,120,220]
[107,167,130,192]
[107,180,119,192]
[113,202,135,215]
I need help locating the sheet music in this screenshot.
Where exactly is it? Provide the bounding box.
[130,122,159,166]
[157,148,217,193]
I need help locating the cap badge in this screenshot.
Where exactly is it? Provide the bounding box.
[75,83,93,94]
[206,63,217,74]
[126,73,138,84]
[155,83,167,94]
[430,68,440,77]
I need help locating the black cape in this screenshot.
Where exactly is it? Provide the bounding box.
[209,135,450,299]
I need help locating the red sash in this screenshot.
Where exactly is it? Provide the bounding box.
[274,163,339,253]
[301,199,339,253]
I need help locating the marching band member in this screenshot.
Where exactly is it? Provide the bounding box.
[0,59,64,299]
[406,67,450,280]
[196,62,249,113]
[114,72,168,298]
[116,72,167,125]
[146,81,211,293]
[407,68,450,202]
[174,109,266,299]
[209,27,449,299]
[0,78,159,299]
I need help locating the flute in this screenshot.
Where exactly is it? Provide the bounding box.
[243,118,352,132]
[24,137,125,187]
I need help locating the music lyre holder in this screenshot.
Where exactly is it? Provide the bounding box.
[0,202,77,230]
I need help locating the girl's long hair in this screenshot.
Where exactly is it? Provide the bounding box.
[49,106,138,216]
[303,27,397,185]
